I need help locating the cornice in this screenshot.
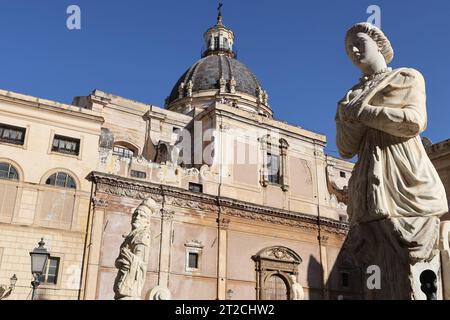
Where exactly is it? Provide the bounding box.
[87,171,348,235]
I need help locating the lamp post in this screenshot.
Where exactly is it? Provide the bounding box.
[29,238,50,300]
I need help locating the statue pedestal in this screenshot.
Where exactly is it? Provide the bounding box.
[346,219,444,300]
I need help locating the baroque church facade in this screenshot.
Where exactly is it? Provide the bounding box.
[0,12,448,300]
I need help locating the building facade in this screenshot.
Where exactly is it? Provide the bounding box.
[0,89,103,299]
[1,12,447,300]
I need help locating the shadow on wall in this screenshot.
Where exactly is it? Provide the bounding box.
[323,237,364,300]
[306,255,323,300]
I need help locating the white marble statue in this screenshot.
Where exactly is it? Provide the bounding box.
[336,22,448,298]
[113,198,157,300]
[290,274,304,300]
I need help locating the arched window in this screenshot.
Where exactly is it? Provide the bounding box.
[0,162,19,180]
[113,143,136,159]
[0,162,20,222]
[45,172,76,189]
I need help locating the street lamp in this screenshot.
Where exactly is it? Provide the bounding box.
[226,289,234,300]
[10,274,17,289]
[29,238,50,300]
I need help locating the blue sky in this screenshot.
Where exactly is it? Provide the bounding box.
[0,0,449,157]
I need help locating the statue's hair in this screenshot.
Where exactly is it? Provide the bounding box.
[135,198,157,220]
[345,22,394,64]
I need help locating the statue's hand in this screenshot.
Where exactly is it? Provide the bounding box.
[343,100,365,122]
[115,258,130,271]
[115,248,135,270]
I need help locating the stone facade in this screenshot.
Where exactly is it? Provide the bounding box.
[426,139,450,221]
[0,89,103,299]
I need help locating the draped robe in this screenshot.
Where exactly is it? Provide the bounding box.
[336,67,448,262]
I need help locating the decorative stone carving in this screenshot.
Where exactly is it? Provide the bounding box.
[0,285,13,300]
[219,77,227,93]
[113,198,157,300]
[337,22,448,299]
[92,197,108,209]
[186,80,193,97]
[252,246,302,300]
[326,165,348,206]
[290,274,304,300]
[185,240,204,249]
[148,286,171,300]
[262,90,269,105]
[88,172,348,237]
[178,82,185,99]
[160,208,174,221]
[217,217,230,230]
[229,77,236,94]
[256,86,264,103]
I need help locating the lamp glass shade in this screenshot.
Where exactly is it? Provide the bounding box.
[10,274,17,287]
[30,239,50,275]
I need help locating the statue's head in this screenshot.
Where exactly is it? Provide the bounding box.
[289,274,297,282]
[131,198,157,229]
[345,23,393,73]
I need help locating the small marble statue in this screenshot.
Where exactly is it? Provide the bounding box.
[0,285,13,300]
[290,274,304,300]
[336,22,448,299]
[113,198,157,300]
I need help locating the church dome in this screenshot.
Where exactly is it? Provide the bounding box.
[165,7,272,117]
[167,55,263,105]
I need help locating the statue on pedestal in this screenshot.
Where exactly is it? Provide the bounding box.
[336,22,448,299]
[113,198,157,300]
[290,274,304,300]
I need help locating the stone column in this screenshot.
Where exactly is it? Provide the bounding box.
[319,235,330,300]
[83,197,107,300]
[217,217,230,300]
[157,208,174,288]
[280,140,289,192]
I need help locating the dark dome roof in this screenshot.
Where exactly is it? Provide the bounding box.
[167,55,262,105]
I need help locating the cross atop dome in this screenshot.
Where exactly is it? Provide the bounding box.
[202,1,235,58]
[217,1,223,25]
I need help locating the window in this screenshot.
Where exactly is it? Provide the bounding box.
[189,183,203,193]
[267,153,280,184]
[185,240,203,272]
[130,170,146,179]
[0,163,19,180]
[188,252,199,269]
[0,123,26,145]
[113,145,134,159]
[340,171,346,178]
[0,163,19,222]
[38,257,60,285]
[52,135,80,156]
[223,38,229,49]
[341,272,349,288]
[214,36,219,49]
[260,136,289,191]
[45,172,76,189]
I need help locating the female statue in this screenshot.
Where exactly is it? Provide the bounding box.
[113,198,157,300]
[336,22,447,281]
